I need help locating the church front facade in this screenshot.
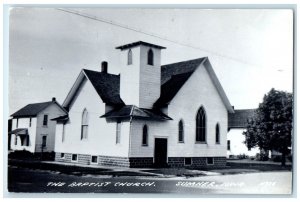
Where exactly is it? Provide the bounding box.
[53,41,234,168]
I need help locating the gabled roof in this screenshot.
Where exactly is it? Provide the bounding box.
[115,41,166,50]
[62,70,124,110]
[83,69,124,106]
[154,58,207,107]
[101,105,172,121]
[63,57,234,113]
[228,109,257,129]
[11,100,67,118]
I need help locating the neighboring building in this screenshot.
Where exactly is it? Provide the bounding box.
[53,41,234,168]
[227,109,259,158]
[9,98,67,153]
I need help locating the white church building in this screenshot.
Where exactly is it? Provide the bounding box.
[53,41,235,168]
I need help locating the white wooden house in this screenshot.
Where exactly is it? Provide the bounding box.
[53,41,234,168]
[9,98,67,153]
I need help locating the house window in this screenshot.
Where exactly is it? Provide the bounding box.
[91,156,98,164]
[207,157,214,165]
[43,115,48,126]
[71,154,78,162]
[20,135,29,146]
[227,140,231,150]
[142,125,148,146]
[42,135,47,148]
[116,121,121,144]
[81,109,88,140]
[184,157,192,166]
[60,153,65,159]
[128,49,133,65]
[29,118,32,127]
[147,49,154,65]
[196,107,206,143]
[178,120,184,143]
[216,123,220,144]
[16,118,19,128]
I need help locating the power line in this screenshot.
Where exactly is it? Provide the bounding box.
[56,8,260,67]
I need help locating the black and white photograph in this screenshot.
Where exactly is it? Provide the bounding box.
[5,6,294,195]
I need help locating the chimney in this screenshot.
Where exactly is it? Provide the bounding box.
[52,97,56,102]
[101,61,108,73]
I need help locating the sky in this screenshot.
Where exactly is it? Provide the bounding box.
[8,8,293,115]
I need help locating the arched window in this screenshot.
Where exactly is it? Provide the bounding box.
[215,123,220,144]
[147,49,154,65]
[196,107,206,142]
[128,49,132,65]
[178,120,184,143]
[81,108,88,140]
[142,125,148,146]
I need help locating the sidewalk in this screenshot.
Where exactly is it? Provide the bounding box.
[8,158,292,179]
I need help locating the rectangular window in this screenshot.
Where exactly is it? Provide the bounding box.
[29,118,32,127]
[207,157,214,165]
[43,115,48,126]
[227,140,231,150]
[116,121,121,144]
[16,118,19,128]
[60,153,65,159]
[91,156,98,164]
[81,125,88,140]
[184,158,192,166]
[42,135,47,147]
[71,154,78,162]
[62,124,65,142]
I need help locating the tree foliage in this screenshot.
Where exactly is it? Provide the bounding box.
[243,88,293,165]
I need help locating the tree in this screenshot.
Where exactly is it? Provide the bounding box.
[243,88,293,166]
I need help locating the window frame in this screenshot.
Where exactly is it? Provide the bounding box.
[91,155,98,164]
[215,123,220,144]
[227,140,231,151]
[71,154,78,162]
[196,106,207,143]
[43,114,48,126]
[184,157,192,166]
[178,120,184,143]
[41,135,47,148]
[207,157,214,165]
[116,120,121,144]
[142,125,148,146]
[81,109,89,140]
[127,49,133,65]
[147,49,154,65]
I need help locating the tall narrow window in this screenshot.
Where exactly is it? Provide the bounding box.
[16,118,19,128]
[43,115,48,126]
[142,125,148,146]
[178,120,184,143]
[116,121,121,144]
[147,49,154,65]
[81,109,88,140]
[62,123,65,142]
[216,123,220,144]
[196,107,206,142]
[128,49,132,65]
[227,140,231,150]
[29,118,32,127]
[42,135,47,147]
